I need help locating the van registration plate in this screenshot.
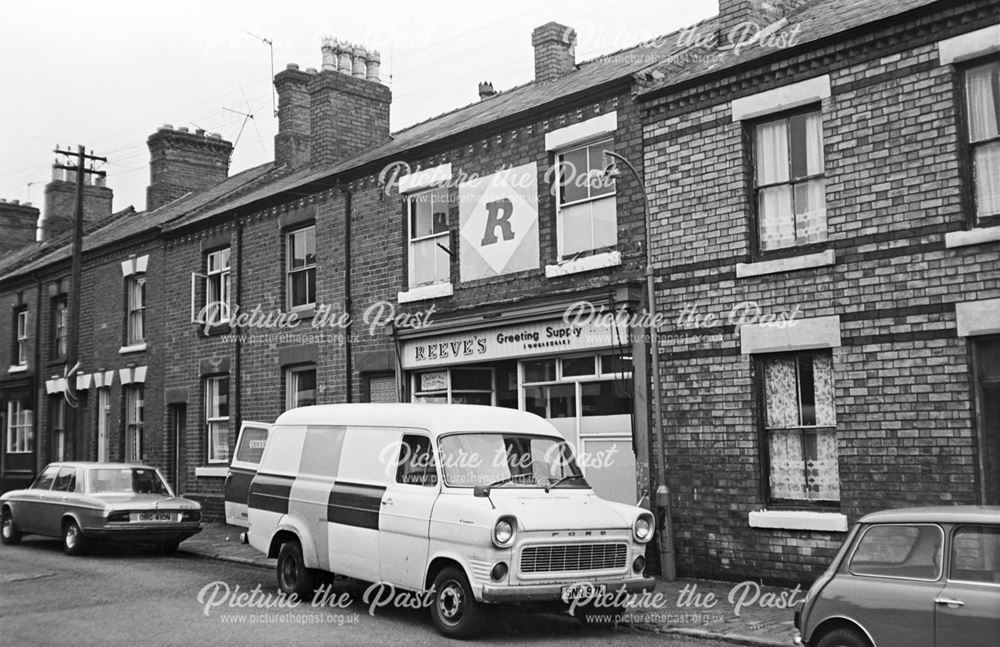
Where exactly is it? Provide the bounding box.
[561,582,606,602]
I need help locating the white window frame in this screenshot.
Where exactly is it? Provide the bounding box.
[285,365,317,410]
[124,385,143,462]
[554,138,617,259]
[963,58,1000,223]
[406,186,451,289]
[286,226,316,311]
[5,400,33,453]
[15,309,28,366]
[192,248,232,325]
[411,367,494,405]
[205,376,230,464]
[126,275,146,345]
[51,397,66,461]
[518,353,633,420]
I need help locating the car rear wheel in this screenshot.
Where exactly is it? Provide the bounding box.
[1,508,22,545]
[815,627,872,647]
[62,519,87,556]
[276,539,314,599]
[430,566,483,639]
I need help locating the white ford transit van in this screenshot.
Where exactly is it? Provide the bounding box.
[246,403,655,638]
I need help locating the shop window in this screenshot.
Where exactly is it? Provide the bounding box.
[562,356,596,377]
[205,376,230,463]
[124,385,144,462]
[5,399,34,453]
[759,352,839,503]
[286,365,317,409]
[412,367,493,405]
[521,354,633,420]
[752,107,826,254]
[286,226,316,310]
[600,353,633,375]
[522,359,556,383]
[125,275,146,345]
[555,138,617,257]
[964,59,1000,223]
[51,296,68,359]
[407,187,451,288]
[524,384,576,418]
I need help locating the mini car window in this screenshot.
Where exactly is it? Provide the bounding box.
[52,467,79,492]
[849,524,943,581]
[950,526,1000,584]
[31,466,59,490]
[395,434,438,487]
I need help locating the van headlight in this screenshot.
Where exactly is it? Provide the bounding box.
[633,513,654,542]
[493,516,517,548]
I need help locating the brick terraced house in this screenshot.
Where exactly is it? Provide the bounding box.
[639,0,999,581]
[0,0,996,582]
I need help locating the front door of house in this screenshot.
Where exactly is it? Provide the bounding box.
[974,337,1000,505]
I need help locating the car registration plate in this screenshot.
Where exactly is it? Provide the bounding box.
[130,512,175,523]
[561,582,606,602]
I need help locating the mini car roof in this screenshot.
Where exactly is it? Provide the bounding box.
[860,505,1000,525]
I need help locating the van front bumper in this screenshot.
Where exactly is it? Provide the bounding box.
[481,577,656,603]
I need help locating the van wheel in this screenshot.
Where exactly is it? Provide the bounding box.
[430,566,483,639]
[1,508,22,545]
[815,627,872,647]
[276,539,314,599]
[62,519,87,555]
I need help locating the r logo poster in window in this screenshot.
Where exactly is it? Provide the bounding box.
[459,163,539,280]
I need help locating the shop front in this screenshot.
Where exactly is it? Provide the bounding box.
[399,308,642,504]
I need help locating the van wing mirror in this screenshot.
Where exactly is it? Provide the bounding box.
[473,485,490,498]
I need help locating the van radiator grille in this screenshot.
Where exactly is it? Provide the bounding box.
[520,543,627,573]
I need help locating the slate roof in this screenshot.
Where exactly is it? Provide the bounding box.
[636,0,941,96]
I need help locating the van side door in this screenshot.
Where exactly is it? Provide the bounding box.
[378,433,440,591]
[225,422,271,527]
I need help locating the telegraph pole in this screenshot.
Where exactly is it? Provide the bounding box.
[53,145,106,460]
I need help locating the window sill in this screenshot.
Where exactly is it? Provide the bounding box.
[7,365,27,374]
[119,343,147,355]
[736,249,835,278]
[748,509,848,532]
[398,283,453,304]
[545,250,622,278]
[195,466,229,478]
[196,322,232,337]
[288,306,315,321]
[944,226,1000,249]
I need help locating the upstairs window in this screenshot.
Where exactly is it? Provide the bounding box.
[965,60,1000,222]
[52,296,68,359]
[555,139,616,258]
[407,187,451,288]
[192,248,232,325]
[753,109,826,253]
[14,308,28,366]
[126,275,146,345]
[286,226,316,310]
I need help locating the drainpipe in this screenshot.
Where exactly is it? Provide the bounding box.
[234,211,243,432]
[343,188,353,403]
[603,150,675,580]
[33,272,43,473]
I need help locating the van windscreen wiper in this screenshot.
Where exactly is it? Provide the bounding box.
[544,474,584,493]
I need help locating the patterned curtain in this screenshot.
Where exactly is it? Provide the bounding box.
[967,63,1000,219]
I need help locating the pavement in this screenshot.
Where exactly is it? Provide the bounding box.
[180,523,796,647]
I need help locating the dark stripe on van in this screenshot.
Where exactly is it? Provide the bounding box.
[248,473,295,515]
[224,466,257,504]
[327,482,385,530]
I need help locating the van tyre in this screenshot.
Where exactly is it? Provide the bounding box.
[276,539,314,599]
[62,519,87,555]
[815,627,872,647]
[430,566,483,639]
[1,508,22,545]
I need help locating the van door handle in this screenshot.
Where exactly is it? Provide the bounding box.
[382,497,393,506]
[934,597,965,607]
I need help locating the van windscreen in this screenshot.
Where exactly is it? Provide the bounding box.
[438,433,588,489]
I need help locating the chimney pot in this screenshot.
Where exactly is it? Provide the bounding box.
[306,67,317,74]
[352,46,367,78]
[11,199,19,205]
[321,38,338,71]
[338,45,352,74]
[286,62,300,70]
[478,81,496,100]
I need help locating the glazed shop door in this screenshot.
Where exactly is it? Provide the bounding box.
[521,354,637,504]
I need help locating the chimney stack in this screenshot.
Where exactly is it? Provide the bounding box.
[532,22,577,83]
[274,63,314,169]
[478,82,496,100]
[146,125,233,211]
[717,0,785,48]
[307,37,391,168]
[37,165,113,242]
[0,199,40,253]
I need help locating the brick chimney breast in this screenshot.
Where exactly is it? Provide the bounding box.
[37,165,114,241]
[274,64,314,169]
[717,0,785,48]
[146,126,233,211]
[0,199,41,252]
[532,22,577,83]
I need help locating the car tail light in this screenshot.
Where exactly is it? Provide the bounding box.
[107,511,129,523]
[181,510,201,522]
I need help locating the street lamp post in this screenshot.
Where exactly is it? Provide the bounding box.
[603,150,675,580]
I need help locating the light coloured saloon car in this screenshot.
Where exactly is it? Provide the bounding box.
[794,506,1000,647]
[1,462,202,555]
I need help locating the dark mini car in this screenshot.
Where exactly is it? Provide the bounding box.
[1,462,202,555]
[794,505,1000,647]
